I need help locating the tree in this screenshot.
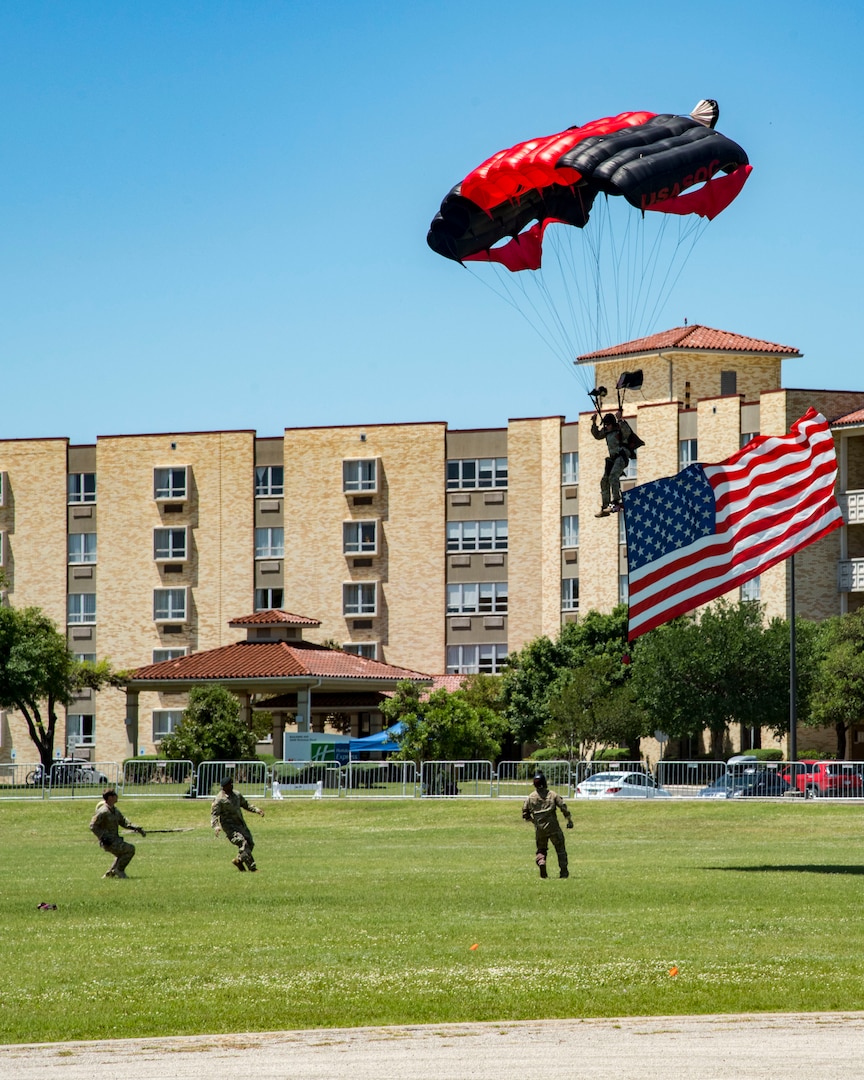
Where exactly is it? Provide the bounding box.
[382,680,509,764]
[501,606,630,746]
[630,599,795,759]
[807,609,864,758]
[544,655,649,759]
[159,684,267,766]
[0,605,125,768]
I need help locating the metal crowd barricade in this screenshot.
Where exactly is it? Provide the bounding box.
[47,760,120,798]
[343,759,418,798]
[271,760,343,799]
[496,760,572,798]
[420,760,494,798]
[0,762,49,799]
[195,760,269,800]
[122,759,195,797]
[656,760,726,798]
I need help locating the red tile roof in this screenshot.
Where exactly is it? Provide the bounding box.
[577,325,801,361]
[130,639,429,683]
[425,674,469,695]
[228,610,321,627]
[832,408,864,427]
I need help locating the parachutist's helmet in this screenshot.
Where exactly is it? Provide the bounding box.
[533,772,548,790]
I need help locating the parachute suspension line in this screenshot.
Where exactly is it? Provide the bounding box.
[631,212,709,334]
[462,262,585,385]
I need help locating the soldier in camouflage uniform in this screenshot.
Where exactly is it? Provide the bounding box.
[522,771,573,879]
[210,777,265,872]
[89,789,146,879]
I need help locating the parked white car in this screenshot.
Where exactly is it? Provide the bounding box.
[576,771,672,798]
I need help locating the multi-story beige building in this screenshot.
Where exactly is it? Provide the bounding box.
[2,325,864,763]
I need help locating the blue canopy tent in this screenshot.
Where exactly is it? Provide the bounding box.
[349,722,404,756]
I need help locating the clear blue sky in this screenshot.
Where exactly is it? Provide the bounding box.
[2,2,861,443]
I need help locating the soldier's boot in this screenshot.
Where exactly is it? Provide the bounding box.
[232,856,247,872]
[114,870,128,879]
[559,854,569,879]
[103,869,116,878]
[536,853,548,879]
[247,860,258,872]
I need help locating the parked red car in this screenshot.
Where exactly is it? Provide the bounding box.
[780,761,864,799]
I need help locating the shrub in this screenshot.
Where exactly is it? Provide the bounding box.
[594,747,634,762]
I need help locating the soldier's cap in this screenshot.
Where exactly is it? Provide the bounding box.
[102,789,118,799]
[220,777,234,789]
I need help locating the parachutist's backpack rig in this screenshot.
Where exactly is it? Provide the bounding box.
[589,370,646,457]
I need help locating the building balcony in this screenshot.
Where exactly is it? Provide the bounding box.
[838,559,864,592]
[839,490,864,524]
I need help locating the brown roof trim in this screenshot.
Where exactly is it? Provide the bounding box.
[283,420,447,433]
[96,429,257,440]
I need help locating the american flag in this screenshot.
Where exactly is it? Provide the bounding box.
[622,408,843,641]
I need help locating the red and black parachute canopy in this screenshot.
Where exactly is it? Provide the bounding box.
[427,101,751,272]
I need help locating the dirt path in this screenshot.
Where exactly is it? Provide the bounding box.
[1,1012,863,1080]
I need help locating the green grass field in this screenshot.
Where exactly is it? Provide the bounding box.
[2,796,863,1044]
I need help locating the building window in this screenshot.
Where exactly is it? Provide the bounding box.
[343,520,377,554]
[741,431,759,449]
[154,588,187,622]
[446,643,508,675]
[66,714,95,747]
[255,588,284,611]
[67,533,97,564]
[619,513,627,546]
[67,594,96,625]
[154,527,187,561]
[255,527,284,559]
[561,452,579,485]
[446,519,508,551]
[343,582,377,616]
[0,531,6,566]
[153,648,187,663]
[741,576,761,603]
[0,471,5,506]
[679,439,698,470]
[152,710,183,740]
[447,582,508,615]
[343,642,378,660]
[154,466,187,500]
[619,575,629,605]
[561,515,579,548]
[74,653,97,664]
[622,456,637,480]
[255,465,284,497]
[446,458,508,490]
[68,473,96,504]
[562,578,579,612]
[343,459,377,493]
[720,370,737,396]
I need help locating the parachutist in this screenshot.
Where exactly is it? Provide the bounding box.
[592,411,642,517]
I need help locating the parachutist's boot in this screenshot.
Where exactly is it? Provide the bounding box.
[536,853,548,879]
[595,506,611,518]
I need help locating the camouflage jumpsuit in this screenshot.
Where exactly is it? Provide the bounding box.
[89,798,141,877]
[210,788,263,870]
[591,414,634,509]
[522,786,572,878]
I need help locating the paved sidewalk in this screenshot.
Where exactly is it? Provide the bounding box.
[3,1010,859,1080]
[2,1013,863,1080]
